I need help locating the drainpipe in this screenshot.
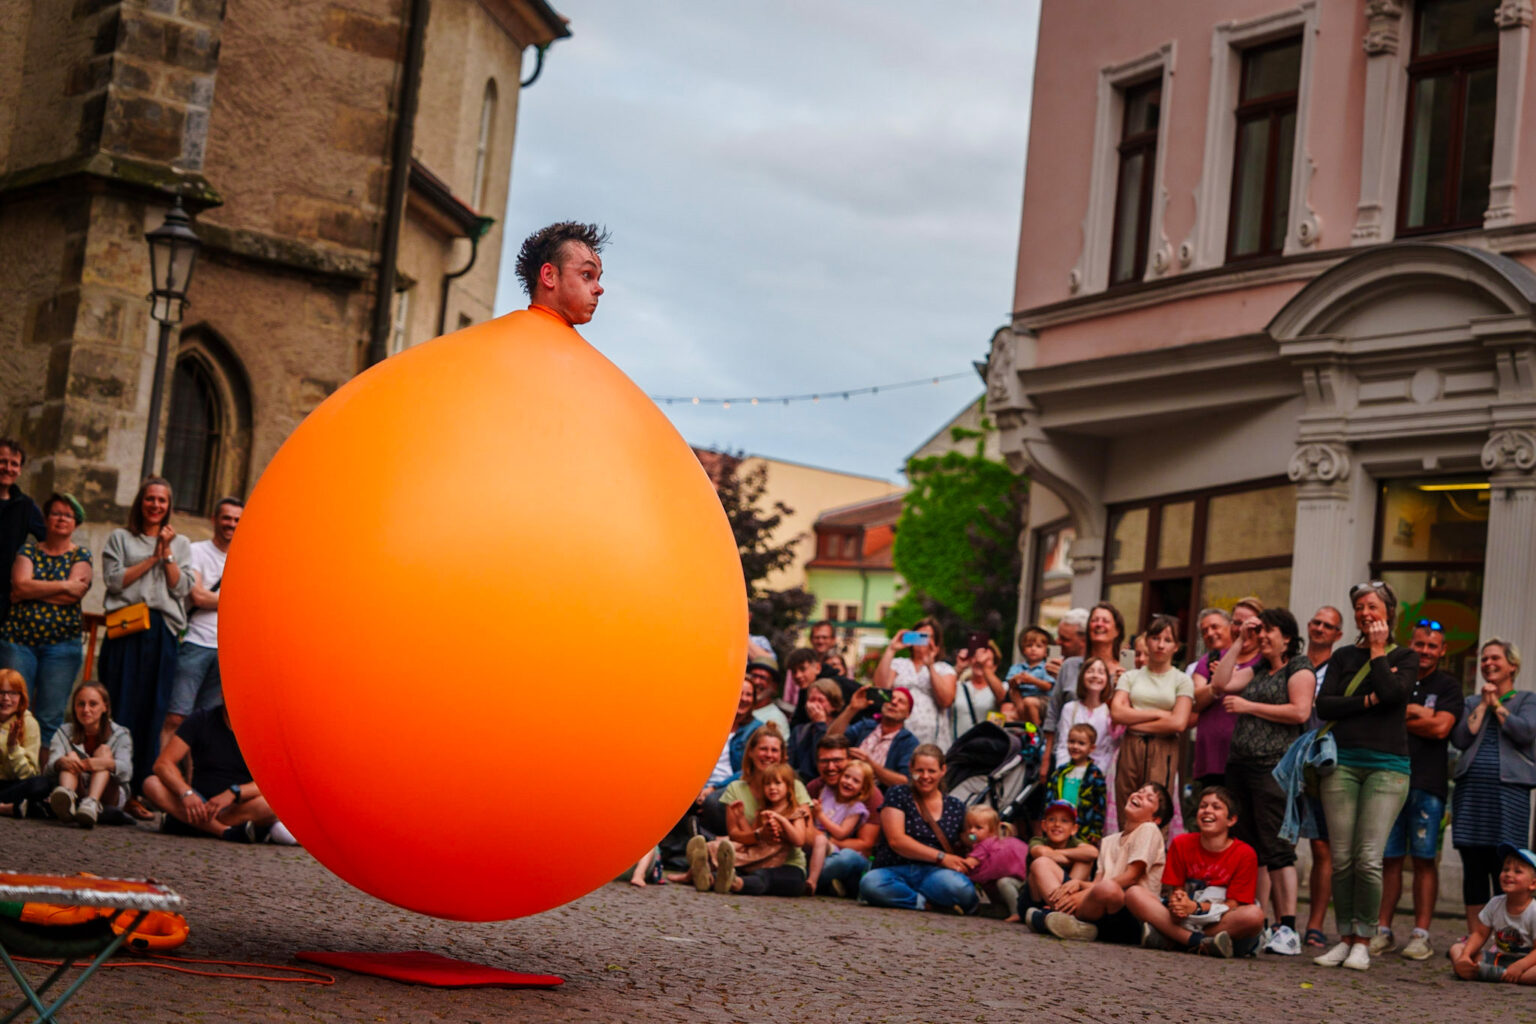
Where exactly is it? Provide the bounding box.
[367,0,430,368]
[520,43,550,88]
[437,216,495,336]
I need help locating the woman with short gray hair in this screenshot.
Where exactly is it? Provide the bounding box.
[1450,638,1536,934]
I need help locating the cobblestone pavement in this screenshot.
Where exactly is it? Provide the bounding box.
[2,817,1531,1023]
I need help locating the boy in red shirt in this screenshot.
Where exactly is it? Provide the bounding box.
[1126,786,1264,957]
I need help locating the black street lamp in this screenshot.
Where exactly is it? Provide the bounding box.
[141,195,201,480]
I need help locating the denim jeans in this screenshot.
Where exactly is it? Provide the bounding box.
[817,847,870,895]
[0,638,83,744]
[1320,763,1409,937]
[167,641,223,717]
[859,863,978,913]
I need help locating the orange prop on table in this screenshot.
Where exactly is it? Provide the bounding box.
[219,308,747,921]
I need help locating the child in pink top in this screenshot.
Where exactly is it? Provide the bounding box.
[963,806,1032,922]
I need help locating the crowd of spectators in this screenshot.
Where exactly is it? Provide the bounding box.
[652,582,1536,982]
[0,439,291,844]
[3,438,1536,982]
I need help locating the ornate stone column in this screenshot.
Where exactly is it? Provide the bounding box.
[1480,428,1536,684]
[1287,441,1356,621]
[1487,0,1533,226]
[1352,1,1406,243]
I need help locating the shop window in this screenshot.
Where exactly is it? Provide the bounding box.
[1398,0,1497,234]
[1374,476,1488,687]
[1228,37,1301,259]
[1029,520,1076,630]
[1103,479,1295,651]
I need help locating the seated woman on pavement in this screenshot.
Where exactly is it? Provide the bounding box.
[687,761,811,897]
[1031,782,1170,943]
[46,681,131,827]
[1127,786,1263,958]
[859,743,977,914]
[826,685,919,791]
[141,703,295,844]
[0,669,43,817]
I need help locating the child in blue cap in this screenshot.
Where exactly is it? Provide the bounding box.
[1452,844,1536,983]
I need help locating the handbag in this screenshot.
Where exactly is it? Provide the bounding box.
[912,790,955,861]
[104,602,151,639]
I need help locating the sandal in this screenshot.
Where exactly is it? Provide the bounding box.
[1304,928,1328,949]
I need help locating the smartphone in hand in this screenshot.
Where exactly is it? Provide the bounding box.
[900,631,930,646]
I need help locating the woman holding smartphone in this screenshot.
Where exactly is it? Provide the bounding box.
[873,618,955,748]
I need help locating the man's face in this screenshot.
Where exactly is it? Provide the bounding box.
[791,660,820,688]
[540,243,603,325]
[815,748,847,787]
[1199,614,1231,654]
[1308,607,1343,649]
[0,446,20,491]
[810,624,835,653]
[1411,627,1446,678]
[748,669,776,707]
[212,503,242,545]
[1057,621,1085,658]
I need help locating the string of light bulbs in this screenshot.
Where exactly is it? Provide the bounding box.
[650,370,976,409]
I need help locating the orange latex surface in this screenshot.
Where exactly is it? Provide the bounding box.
[219,309,746,920]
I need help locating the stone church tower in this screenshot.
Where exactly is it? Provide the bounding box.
[0,0,568,557]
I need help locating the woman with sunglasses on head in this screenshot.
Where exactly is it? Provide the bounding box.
[1450,639,1536,936]
[1311,581,1417,972]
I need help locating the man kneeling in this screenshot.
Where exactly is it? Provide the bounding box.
[1126,786,1262,958]
[143,705,294,844]
[1033,783,1171,943]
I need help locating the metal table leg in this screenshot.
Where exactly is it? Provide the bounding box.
[0,909,145,1024]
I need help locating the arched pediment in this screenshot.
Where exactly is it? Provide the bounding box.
[1268,243,1536,341]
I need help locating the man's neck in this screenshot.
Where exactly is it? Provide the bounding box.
[1418,665,1436,682]
[1308,645,1331,669]
[529,301,572,326]
[213,536,232,553]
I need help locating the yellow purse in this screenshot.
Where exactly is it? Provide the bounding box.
[105,602,151,639]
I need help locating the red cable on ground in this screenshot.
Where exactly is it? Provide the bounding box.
[10,953,335,985]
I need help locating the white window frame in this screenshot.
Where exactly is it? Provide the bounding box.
[1069,43,1175,295]
[388,286,412,356]
[1186,3,1319,271]
[470,79,497,211]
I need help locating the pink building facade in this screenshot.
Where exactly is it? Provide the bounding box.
[988,0,1536,686]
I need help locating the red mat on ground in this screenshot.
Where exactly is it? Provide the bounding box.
[295,950,563,988]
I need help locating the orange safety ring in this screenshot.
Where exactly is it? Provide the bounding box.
[109,910,189,952]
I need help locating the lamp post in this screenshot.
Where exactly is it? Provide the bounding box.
[141,195,201,480]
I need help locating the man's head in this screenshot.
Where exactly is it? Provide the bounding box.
[809,620,836,654]
[1194,786,1237,838]
[515,222,609,325]
[1307,605,1344,653]
[1197,608,1231,655]
[746,663,779,707]
[212,496,243,548]
[786,647,822,688]
[1057,608,1089,658]
[0,438,22,494]
[815,734,851,787]
[1411,620,1447,679]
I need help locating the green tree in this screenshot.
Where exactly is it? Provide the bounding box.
[703,452,816,664]
[884,415,1026,656]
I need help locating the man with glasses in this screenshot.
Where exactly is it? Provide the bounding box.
[1373,619,1463,960]
[805,735,882,895]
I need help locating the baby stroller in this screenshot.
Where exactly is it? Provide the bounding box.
[943,720,1044,833]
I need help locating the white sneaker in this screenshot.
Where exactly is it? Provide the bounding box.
[1314,941,1352,967]
[1368,927,1394,955]
[266,821,299,846]
[74,796,99,829]
[1343,942,1372,971]
[1401,932,1433,960]
[1265,924,1302,955]
[48,786,75,823]
[1045,911,1099,942]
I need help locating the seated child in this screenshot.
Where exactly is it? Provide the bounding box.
[1451,844,1536,983]
[961,806,1031,923]
[1004,627,1056,724]
[806,759,874,894]
[689,762,811,895]
[1046,723,1107,845]
[1032,782,1171,942]
[1125,786,1263,958]
[1026,799,1098,908]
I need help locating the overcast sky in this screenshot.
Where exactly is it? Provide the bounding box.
[494,2,1040,482]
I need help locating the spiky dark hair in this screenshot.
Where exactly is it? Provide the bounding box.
[514,221,610,297]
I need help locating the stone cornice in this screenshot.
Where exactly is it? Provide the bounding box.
[196,222,372,282]
[0,152,221,210]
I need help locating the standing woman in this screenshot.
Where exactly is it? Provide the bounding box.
[0,494,92,744]
[1109,614,1193,825]
[0,438,45,634]
[1312,581,1416,972]
[858,744,977,913]
[1218,607,1314,955]
[99,477,191,801]
[1190,601,1263,793]
[951,639,1006,740]
[872,618,956,748]
[1450,639,1536,934]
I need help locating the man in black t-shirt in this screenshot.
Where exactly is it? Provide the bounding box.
[1374,621,1464,960]
[142,706,292,843]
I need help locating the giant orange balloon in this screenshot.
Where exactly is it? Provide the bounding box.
[219,307,746,920]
